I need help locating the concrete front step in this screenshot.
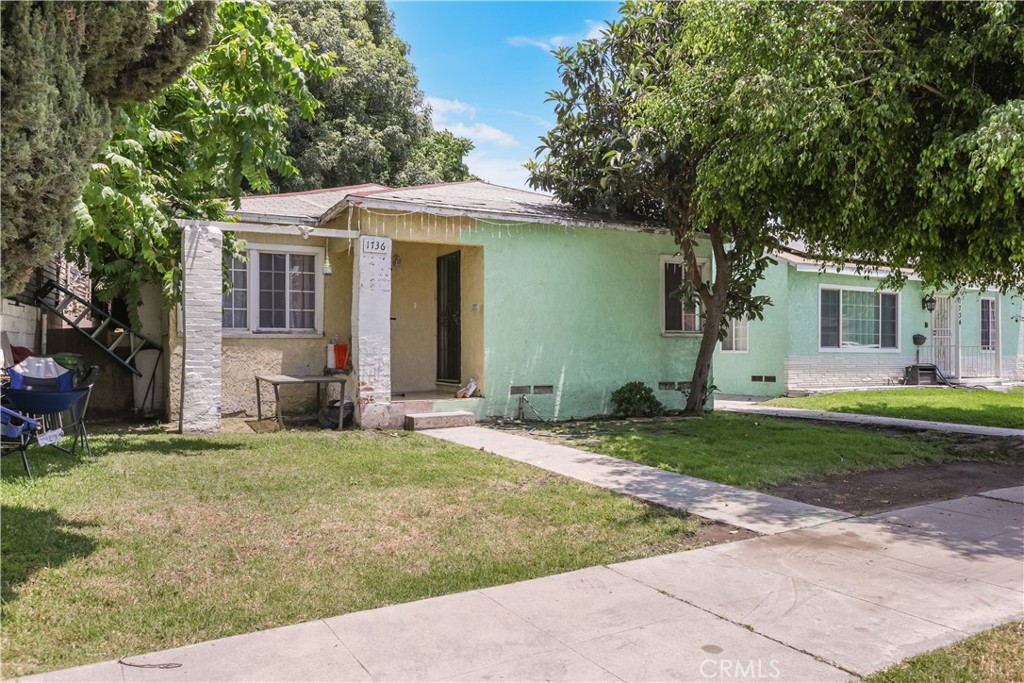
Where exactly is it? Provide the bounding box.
[404,411,476,431]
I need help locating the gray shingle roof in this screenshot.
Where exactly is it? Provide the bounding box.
[237,184,390,220]
[349,181,647,228]
[233,181,657,231]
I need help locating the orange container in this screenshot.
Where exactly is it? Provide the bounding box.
[334,343,349,370]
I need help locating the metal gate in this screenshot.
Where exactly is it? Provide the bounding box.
[931,296,953,375]
[436,251,461,383]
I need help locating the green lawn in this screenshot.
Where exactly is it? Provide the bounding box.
[1,430,704,678]
[765,387,1024,429]
[540,413,1018,490]
[865,621,1024,683]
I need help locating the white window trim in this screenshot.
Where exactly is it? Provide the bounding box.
[980,296,997,353]
[817,284,901,353]
[661,254,708,337]
[223,242,325,338]
[720,316,749,354]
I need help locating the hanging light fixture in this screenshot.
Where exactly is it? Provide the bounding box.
[922,294,937,312]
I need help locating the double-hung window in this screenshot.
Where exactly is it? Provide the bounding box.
[981,298,997,351]
[820,286,898,350]
[223,244,324,335]
[721,316,749,352]
[662,255,709,334]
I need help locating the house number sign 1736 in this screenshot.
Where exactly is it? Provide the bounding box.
[362,238,389,254]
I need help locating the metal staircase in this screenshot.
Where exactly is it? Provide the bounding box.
[34,279,162,377]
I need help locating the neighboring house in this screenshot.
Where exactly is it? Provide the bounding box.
[168,181,715,430]
[712,244,1024,396]
[1,255,163,417]
[1,254,97,357]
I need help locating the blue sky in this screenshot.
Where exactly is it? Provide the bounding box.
[391,1,621,190]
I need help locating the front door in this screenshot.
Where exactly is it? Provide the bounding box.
[931,296,953,375]
[436,251,461,383]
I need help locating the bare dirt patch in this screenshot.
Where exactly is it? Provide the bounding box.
[694,520,758,545]
[766,460,1024,515]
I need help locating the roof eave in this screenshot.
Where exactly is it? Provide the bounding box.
[342,196,667,234]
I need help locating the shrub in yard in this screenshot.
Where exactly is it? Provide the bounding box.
[611,381,665,418]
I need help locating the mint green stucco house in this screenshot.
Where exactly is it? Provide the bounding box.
[170,181,716,428]
[712,244,1024,397]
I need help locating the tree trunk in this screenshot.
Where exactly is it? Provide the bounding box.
[683,224,730,414]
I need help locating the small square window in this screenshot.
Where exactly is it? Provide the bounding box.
[223,246,322,334]
[721,316,748,352]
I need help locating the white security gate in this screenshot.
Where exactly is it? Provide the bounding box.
[931,296,954,375]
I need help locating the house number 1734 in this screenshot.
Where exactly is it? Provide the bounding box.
[362,238,389,254]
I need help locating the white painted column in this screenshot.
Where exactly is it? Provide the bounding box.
[351,235,398,428]
[179,224,223,434]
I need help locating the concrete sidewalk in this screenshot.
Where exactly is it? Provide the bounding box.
[27,487,1023,682]
[426,426,849,535]
[716,399,1024,438]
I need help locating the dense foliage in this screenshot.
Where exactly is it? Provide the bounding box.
[69,1,334,312]
[650,1,1024,293]
[0,1,216,295]
[274,0,474,191]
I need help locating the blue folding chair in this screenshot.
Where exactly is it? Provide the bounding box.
[1,405,41,477]
[3,358,98,458]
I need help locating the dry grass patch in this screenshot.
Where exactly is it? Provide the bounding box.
[2,429,720,677]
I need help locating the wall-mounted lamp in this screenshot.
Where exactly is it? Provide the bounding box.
[922,294,936,312]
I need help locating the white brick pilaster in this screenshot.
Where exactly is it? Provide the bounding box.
[179,224,223,433]
[352,235,394,428]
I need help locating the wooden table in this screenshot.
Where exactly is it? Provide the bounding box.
[255,374,347,430]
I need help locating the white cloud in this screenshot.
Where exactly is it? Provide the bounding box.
[425,94,518,149]
[425,96,476,126]
[508,19,606,52]
[448,122,517,148]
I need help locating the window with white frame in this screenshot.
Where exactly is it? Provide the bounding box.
[981,298,997,351]
[820,287,898,350]
[222,244,323,334]
[721,316,749,352]
[662,256,709,334]
[222,256,248,329]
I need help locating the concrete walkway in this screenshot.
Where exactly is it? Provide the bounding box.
[426,426,849,535]
[716,399,1024,438]
[26,487,1023,682]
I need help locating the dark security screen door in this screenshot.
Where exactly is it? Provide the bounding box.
[437,251,461,382]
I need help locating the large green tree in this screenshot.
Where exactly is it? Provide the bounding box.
[0,1,216,296]
[530,0,1023,413]
[273,0,473,190]
[652,1,1023,293]
[69,1,334,313]
[529,1,785,412]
